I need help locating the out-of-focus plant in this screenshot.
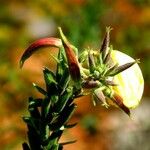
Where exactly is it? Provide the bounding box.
[20,27,144,149]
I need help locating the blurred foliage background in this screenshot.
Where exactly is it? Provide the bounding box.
[0,0,150,149]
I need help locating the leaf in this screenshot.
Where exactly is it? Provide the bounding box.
[56,48,68,86]
[33,83,47,95]
[23,115,40,132]
[59,69,70,95]
[28,106,41,120]
[46,130,63,149]
[28,98,41,119]
[43,67,58,95]
[20,38,62,68]
[49,144,59,150]
[49,103,77,130]
[41,97,51,119]
[48,130,63,141]
[27,125,42,150]
[28,97,42,108]
[55,87,73,113]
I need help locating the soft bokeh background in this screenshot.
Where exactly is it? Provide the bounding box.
[0,0,150,149]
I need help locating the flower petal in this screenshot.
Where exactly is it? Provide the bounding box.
[20,38,62,68]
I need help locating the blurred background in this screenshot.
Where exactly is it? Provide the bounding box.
[0,0,150,149]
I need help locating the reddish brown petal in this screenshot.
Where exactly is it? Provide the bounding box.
[63,40,81,82]
[20,38,62,68]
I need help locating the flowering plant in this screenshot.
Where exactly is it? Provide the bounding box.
[20,27,144,150]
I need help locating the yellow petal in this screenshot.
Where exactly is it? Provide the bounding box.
[111,50,144,109]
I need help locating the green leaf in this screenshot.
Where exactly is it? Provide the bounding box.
[40,124,50,146]
[41,97,51,119]
[49,144,59,150]
[20,38,62,68]
[43,67,58,95]
[55,87,73,113]
[46,130,63,150]
[28,97,42,108]
[48,130,63,141]
[23,116,40,133]
[33,83,47,95]
[27,125,42,150]
[59,68,70,95]
[49,103,77,130]
[56,47,68,82]
[28,97,41,117]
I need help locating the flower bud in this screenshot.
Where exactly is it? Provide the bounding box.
[58,27,81,88]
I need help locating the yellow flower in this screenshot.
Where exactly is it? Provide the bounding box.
[111,50,144,109]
